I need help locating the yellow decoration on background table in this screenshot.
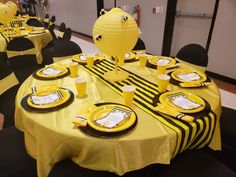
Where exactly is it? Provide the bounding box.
[0,2,17,24]
[93,7,139,81]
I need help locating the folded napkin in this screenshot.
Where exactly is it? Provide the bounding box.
[155,103,194,123]
[93,106,132,129]
[72,105,96,127]
[179,82,211,88]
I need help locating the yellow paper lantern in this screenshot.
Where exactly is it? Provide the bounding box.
[0,1,17,24]
[93,8,139,57]
[92,7,139,81]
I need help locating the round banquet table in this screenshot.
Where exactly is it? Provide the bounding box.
[14,57,222,177]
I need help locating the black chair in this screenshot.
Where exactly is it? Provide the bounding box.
[132,38,146,51]
[0,126,37,177]
[57,22,66,39]
[48,159,153,177]
[52,40,82,62]
[50,15,56,26]
[176,44,208,72]
[154,149,236,177]
[0,60,19,128]
[42,35,82,65]
[208,107,236,172]
[48,24,57,41]
[6,37,41,83]
[26,18,44,27]
[63,28,72,41]
[43,14,50,28]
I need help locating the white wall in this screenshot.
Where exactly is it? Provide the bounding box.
[47,0,97,36]
[208,0,236,79]
[114,0,167,55]
[170,0,215,56]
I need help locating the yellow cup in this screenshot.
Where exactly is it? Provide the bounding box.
[157,74,170,93]
[122,85,136,107]
[86,55,94,69]
[75,78,87,98]
[157,62,167,75]
[137,53,148,67]
[69,62,79,78]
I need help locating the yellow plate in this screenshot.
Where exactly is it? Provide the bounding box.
[27,87,71,109]
[148,56,176,68]
[171,69,207,83]
[36,65,68,78]
[159,91,205,113]
[88,104,137,132]
[125,52,136,60]
[72,54,101,63]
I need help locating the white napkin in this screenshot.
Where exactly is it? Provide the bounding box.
[41,67,62,76]
[94,107,132,128]
[168,93,202,110]
[30,92,61,105]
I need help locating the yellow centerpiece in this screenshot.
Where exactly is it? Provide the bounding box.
[0,1,17,24]
[93,7,139,81]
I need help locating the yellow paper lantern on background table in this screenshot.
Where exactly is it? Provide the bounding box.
[93,7,139,81]
[0,1,17,24]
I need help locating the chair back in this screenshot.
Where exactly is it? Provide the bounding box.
[26,18,44,27]
[6,38,40,83]
[176,44,208,72]
[52,40,82,62]
[57,22,66,39]
[132,38,146,53]
[49,24,57,41]
[63,28,72,40]
[43,14,50,28]
[50,15,56,26]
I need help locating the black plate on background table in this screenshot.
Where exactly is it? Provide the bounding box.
[79,102,138,138]
[168,71,211,87]
[152,92,211,119]
[32,68,70,80]
[21,88,74,113]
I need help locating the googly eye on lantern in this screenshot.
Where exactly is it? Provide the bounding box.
[121,15,128,22]
[95,34,102,41]
[100,9,107,16]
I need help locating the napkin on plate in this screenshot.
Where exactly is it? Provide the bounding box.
[94,106,132,129]
[155,103,194,123]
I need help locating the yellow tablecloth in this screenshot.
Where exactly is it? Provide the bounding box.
[15,58,221,177]
[0,29,52,64]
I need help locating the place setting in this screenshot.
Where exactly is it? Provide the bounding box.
[110,52,138,63]
[72,53,104,66]
[146,55,180,69]
[21,84,74,112]
[153,89,211,123]
[168,69,211,88]
[72,85,138,137]
[33,63,70,80]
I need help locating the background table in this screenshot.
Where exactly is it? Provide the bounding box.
[15,58,221,177]
[0,28,52,64]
